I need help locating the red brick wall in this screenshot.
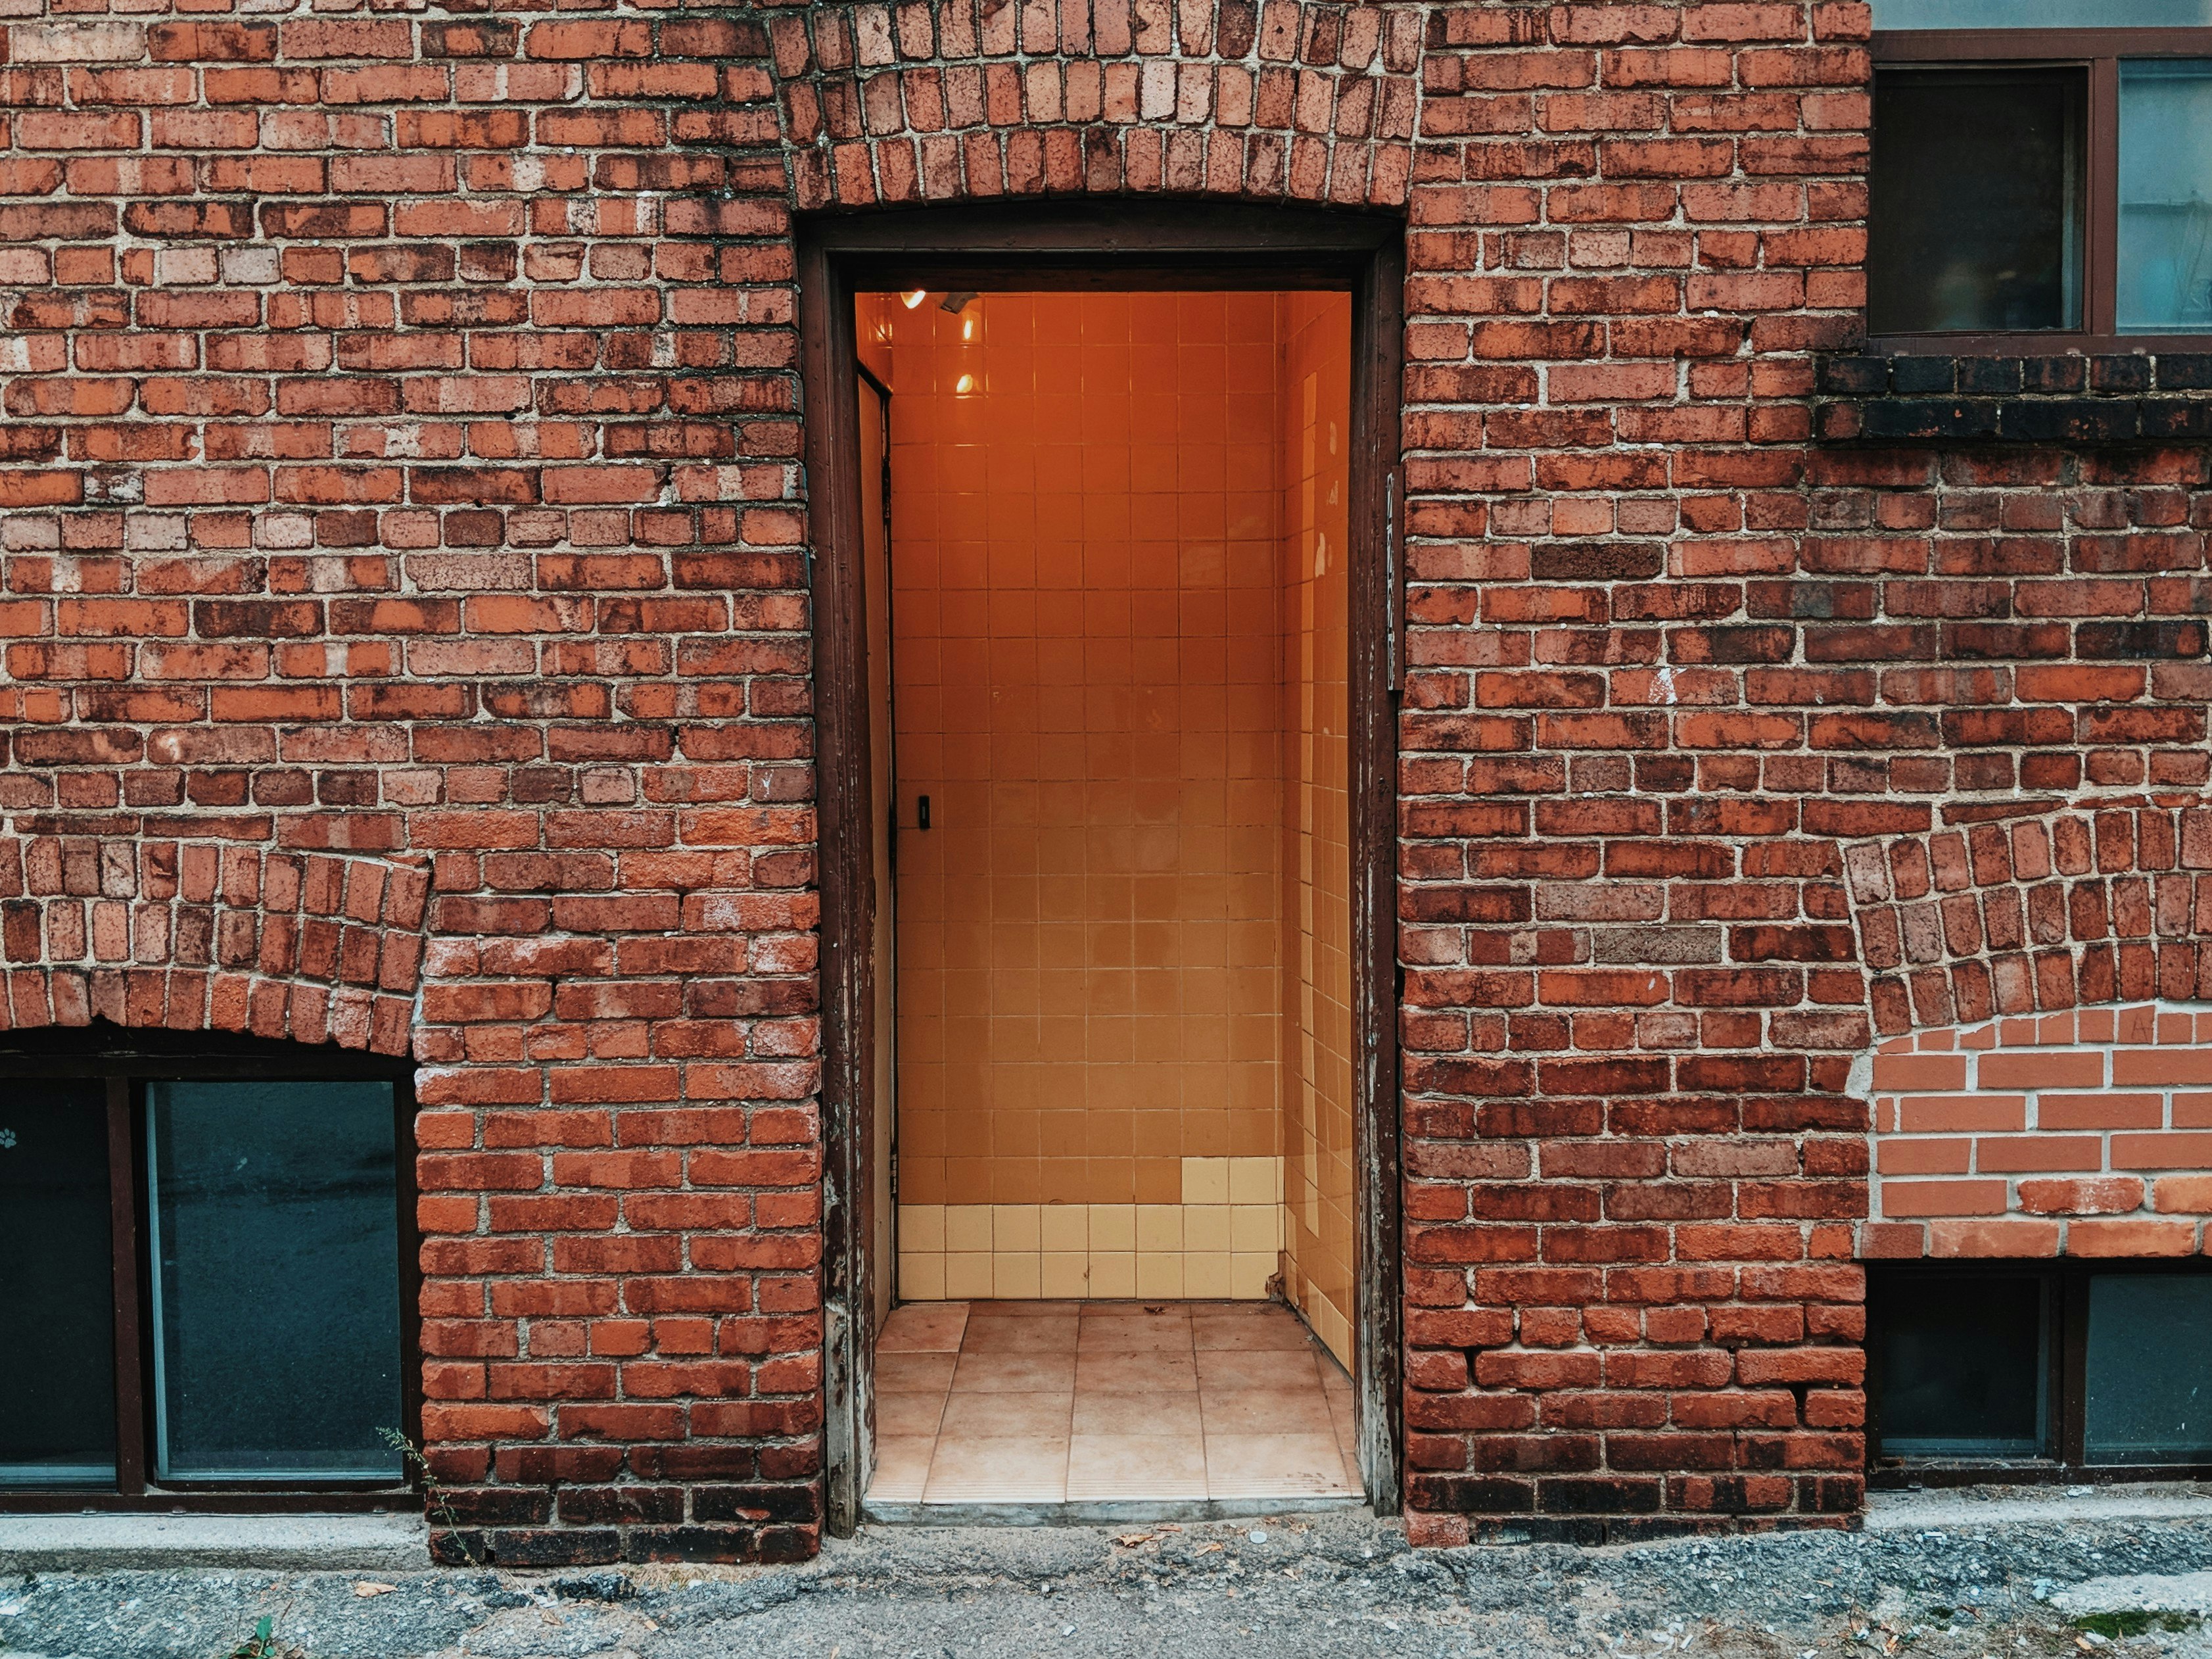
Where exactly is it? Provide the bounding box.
[1,0,825,1566]
[5,0,2212,1558]
[1864,1003,2212,1259]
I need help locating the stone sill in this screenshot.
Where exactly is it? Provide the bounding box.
[1814,352,2212,443]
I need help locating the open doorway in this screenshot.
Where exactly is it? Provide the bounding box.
[802,209,1403,1531]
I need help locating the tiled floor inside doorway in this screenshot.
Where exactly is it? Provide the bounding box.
[864,1299,1363,1516]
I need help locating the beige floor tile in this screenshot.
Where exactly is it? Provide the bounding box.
[878,1351,960,1393]
[939,1389,1075,1439]
[1075,1349,1198,1392]
[1078,1317,1195,1353]
[1196,1348,1321,1392]
[949,1351,1079,1393]
[1191,1310,1314,1351]
[878,1390,949,1438]
[1338,1441,1365,1493]
[1323,1381,1358,1443]
[1198,1385,1336,1437]
[968,1300,1083,1317]
[1067,1434,1207,1501]
[924,1434,1070,1503]
[866,1435,935,1503]
[962,1314,1080,1353]
[1204,1432,1358,1499]
[880,1303,970,1353]
[1072,1389,1203,1437]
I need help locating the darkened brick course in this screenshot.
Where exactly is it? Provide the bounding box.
[1817,353,2212,443]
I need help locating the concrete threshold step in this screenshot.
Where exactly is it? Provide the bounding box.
[1866,1482,2212,1531]
[0,1514,429,1573]
[862,1495,1367,1527]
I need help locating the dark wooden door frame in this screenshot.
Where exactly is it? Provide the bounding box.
[797,202,1407,1534]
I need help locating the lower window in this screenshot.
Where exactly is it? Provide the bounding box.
[1870,1264,2212,1478]
[0,1035,415,1501]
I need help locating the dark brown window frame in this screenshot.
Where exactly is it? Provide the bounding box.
[1866,1259,2212,1487]
[0,1025,421,1514]
[1871,28,2212,354]
[797,201,1407,1537]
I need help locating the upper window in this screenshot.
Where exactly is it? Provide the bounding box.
[1871,1,2212,343]
[0,1033,414,1503]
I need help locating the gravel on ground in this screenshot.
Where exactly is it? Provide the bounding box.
[9,1492,2212,1659]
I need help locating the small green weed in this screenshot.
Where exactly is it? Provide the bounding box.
[379,1427,482,1568]
[225,1615,287,1659]
[2071,1610,2203,1640]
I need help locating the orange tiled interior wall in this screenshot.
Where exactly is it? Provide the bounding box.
[859,289,1352,1330]
[1862,1001,2212,1259]
[1279,294,1355,1366]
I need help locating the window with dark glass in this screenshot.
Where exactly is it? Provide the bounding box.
[0,1084,118,1487]
[1870,70,2084,334]
[2084,1274,2212,1463]
[1870,0,2212,343]
[0,1044,412,1503]
[1871,1272,2048,1457]
[1871,1264,2212,1475]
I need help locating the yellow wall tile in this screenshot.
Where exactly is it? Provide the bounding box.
[1230,1204,1279,1253]
[1041,1204,1088,1253]
[1180,1155,1229,1204]
[1089,1252,1136,1298]
[899,1204,945,1252]
[1231,1253,1275,1299]
[1185,1205,1231,1252]
[1135,1205,1183,1252]
[993,1255,1043,1298]
[1041,1253,1089,1297]
[1229,1155,1279,1205]
[992,1203,1041,1252]
[1185,1253,1233,1298]
[1087,1203,1136,1251]
[945,1253,993,1299]
[1135,1253,1185,1298]
[899,1253,945,1301]
[945,1205,991,1253]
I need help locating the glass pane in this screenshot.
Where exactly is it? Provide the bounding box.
[1870,69,2084,334]
[2085,1275,2212,1464]
[2119,61,2212,333]
[1875,1274,2046,1456]
[0,1084,118,1485]
[149,1080,403,1480]
[1877,0,2212,24]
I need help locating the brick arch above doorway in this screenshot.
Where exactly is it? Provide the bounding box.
[763,1,1426,211]
[1841,797,2212,1039]
[0,836,427,1057]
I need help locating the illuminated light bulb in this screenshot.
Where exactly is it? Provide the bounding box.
[901,289,927,309]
